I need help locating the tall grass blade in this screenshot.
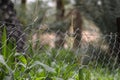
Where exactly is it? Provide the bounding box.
[79,67,84,80]
[1,26,7,60]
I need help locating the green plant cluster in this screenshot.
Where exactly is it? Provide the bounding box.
[0,27,120,80]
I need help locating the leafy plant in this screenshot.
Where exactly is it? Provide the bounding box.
[0,26,120,79]
[0,26,14,79]
[1,26,7,60]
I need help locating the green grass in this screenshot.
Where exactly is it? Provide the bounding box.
[0,46,120,80]
[0,28,120,80]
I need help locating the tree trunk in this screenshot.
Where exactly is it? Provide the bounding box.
[56,0,65,21]
[55,0,65,48]
[116,17,120,63]
[73,1,82,50]
[21,0,26,11]
[21,0,26,4]
[0,0,25,52]
[72,8,82,49]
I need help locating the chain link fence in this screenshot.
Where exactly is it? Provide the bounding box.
[0,22,120,79]
[0,0,120,79]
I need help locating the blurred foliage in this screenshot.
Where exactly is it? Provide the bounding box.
[12,0,120,34]
[77,0,120,33]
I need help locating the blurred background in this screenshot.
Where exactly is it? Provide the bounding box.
[12,0,120,33]
[0,0,120,79]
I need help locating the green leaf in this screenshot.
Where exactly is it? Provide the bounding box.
[18,55,27,64]
[1,26,7,59]
[0,55,6,65]
[0,55,12,72]
[15,53,27,64]
[79,67,84,80]
[30,61,56,73]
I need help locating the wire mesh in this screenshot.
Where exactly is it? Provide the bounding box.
[0,23,120,79]
[0,0,120,79]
